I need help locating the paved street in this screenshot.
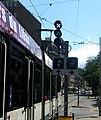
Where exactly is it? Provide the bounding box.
[59,95,101,120]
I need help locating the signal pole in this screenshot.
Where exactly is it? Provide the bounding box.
[54,20,62,119]
[64,41,69,116]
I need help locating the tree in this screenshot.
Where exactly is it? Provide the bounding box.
[83,55,99,95]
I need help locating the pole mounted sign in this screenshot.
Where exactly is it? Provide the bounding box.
[53,57,64,75]
[53,57,78,76]
[65,57,78,76]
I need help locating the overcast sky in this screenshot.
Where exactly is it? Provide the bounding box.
[69,43,99,67]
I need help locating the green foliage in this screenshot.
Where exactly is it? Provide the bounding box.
[79,54,99,88]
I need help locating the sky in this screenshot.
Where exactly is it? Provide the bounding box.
[19,0,100,67]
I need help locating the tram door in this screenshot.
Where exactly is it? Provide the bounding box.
[0,40,7,120]
[25,57,34,120]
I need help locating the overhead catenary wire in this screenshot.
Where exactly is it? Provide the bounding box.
[40,5,52,16]
[26,0,77,17]
[75,0,80,41]
[26,0,99,44]
[26,0,77,7]
[28,0,49,36]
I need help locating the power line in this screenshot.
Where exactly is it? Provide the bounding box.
[27,0,77,16]
[75,0,80,41]
[89,32,101,39]
[41,17,94,43]
[27,1,96,43]
[28,0,40,19]
[40,5,52,16]
[62,27,90,42]
[26,0,77,7]
[72,41,99,46]
[28,0,49,36]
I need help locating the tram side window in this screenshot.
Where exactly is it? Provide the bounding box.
[45,74,50,100]
[8,47,25,109]
[51,75,56,99]
[35,69,41,103]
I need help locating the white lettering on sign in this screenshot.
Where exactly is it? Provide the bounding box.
[9,15,17,33]
[9,15,13,30]
[19,24,30,45]
[1,7,6,23]
[13,20,17,33]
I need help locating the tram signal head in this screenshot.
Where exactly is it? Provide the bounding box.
[54,29,62,38]
[54,20,62,29]
[54,37,62,47]
[66,57,78,69]
[53,57,64,69]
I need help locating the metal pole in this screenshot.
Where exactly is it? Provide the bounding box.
[77,86,79,106]
[55,47,60,119]
[41,46,45,120]
[64,41,69,116]
[56,71,59,119]
[49,72,52,119]
[31,61,34,120]
[99,37,101,116]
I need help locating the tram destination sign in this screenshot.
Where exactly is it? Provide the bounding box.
[0,1,42,60]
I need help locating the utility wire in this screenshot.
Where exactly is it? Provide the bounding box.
[27,0,97,43]
[26,0,76,16]
[28,0,49,36]
[41,17,94,44]
[40,4,52,16]
[75,0,80,41]
[26,0,77,7]
[89,32,101,39]
[28,0,40,19]
[62,27,90,42]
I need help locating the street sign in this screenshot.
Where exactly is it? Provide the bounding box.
[65,57,78,76]
[53,57,78,76]
[53,57,64,75]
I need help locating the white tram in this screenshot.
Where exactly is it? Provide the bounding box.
[0,2,62,120]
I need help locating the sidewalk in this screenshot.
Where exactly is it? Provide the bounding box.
[58,95,101,120]
[69,96,101,120]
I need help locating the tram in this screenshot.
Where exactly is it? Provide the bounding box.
[0,2,62,120]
